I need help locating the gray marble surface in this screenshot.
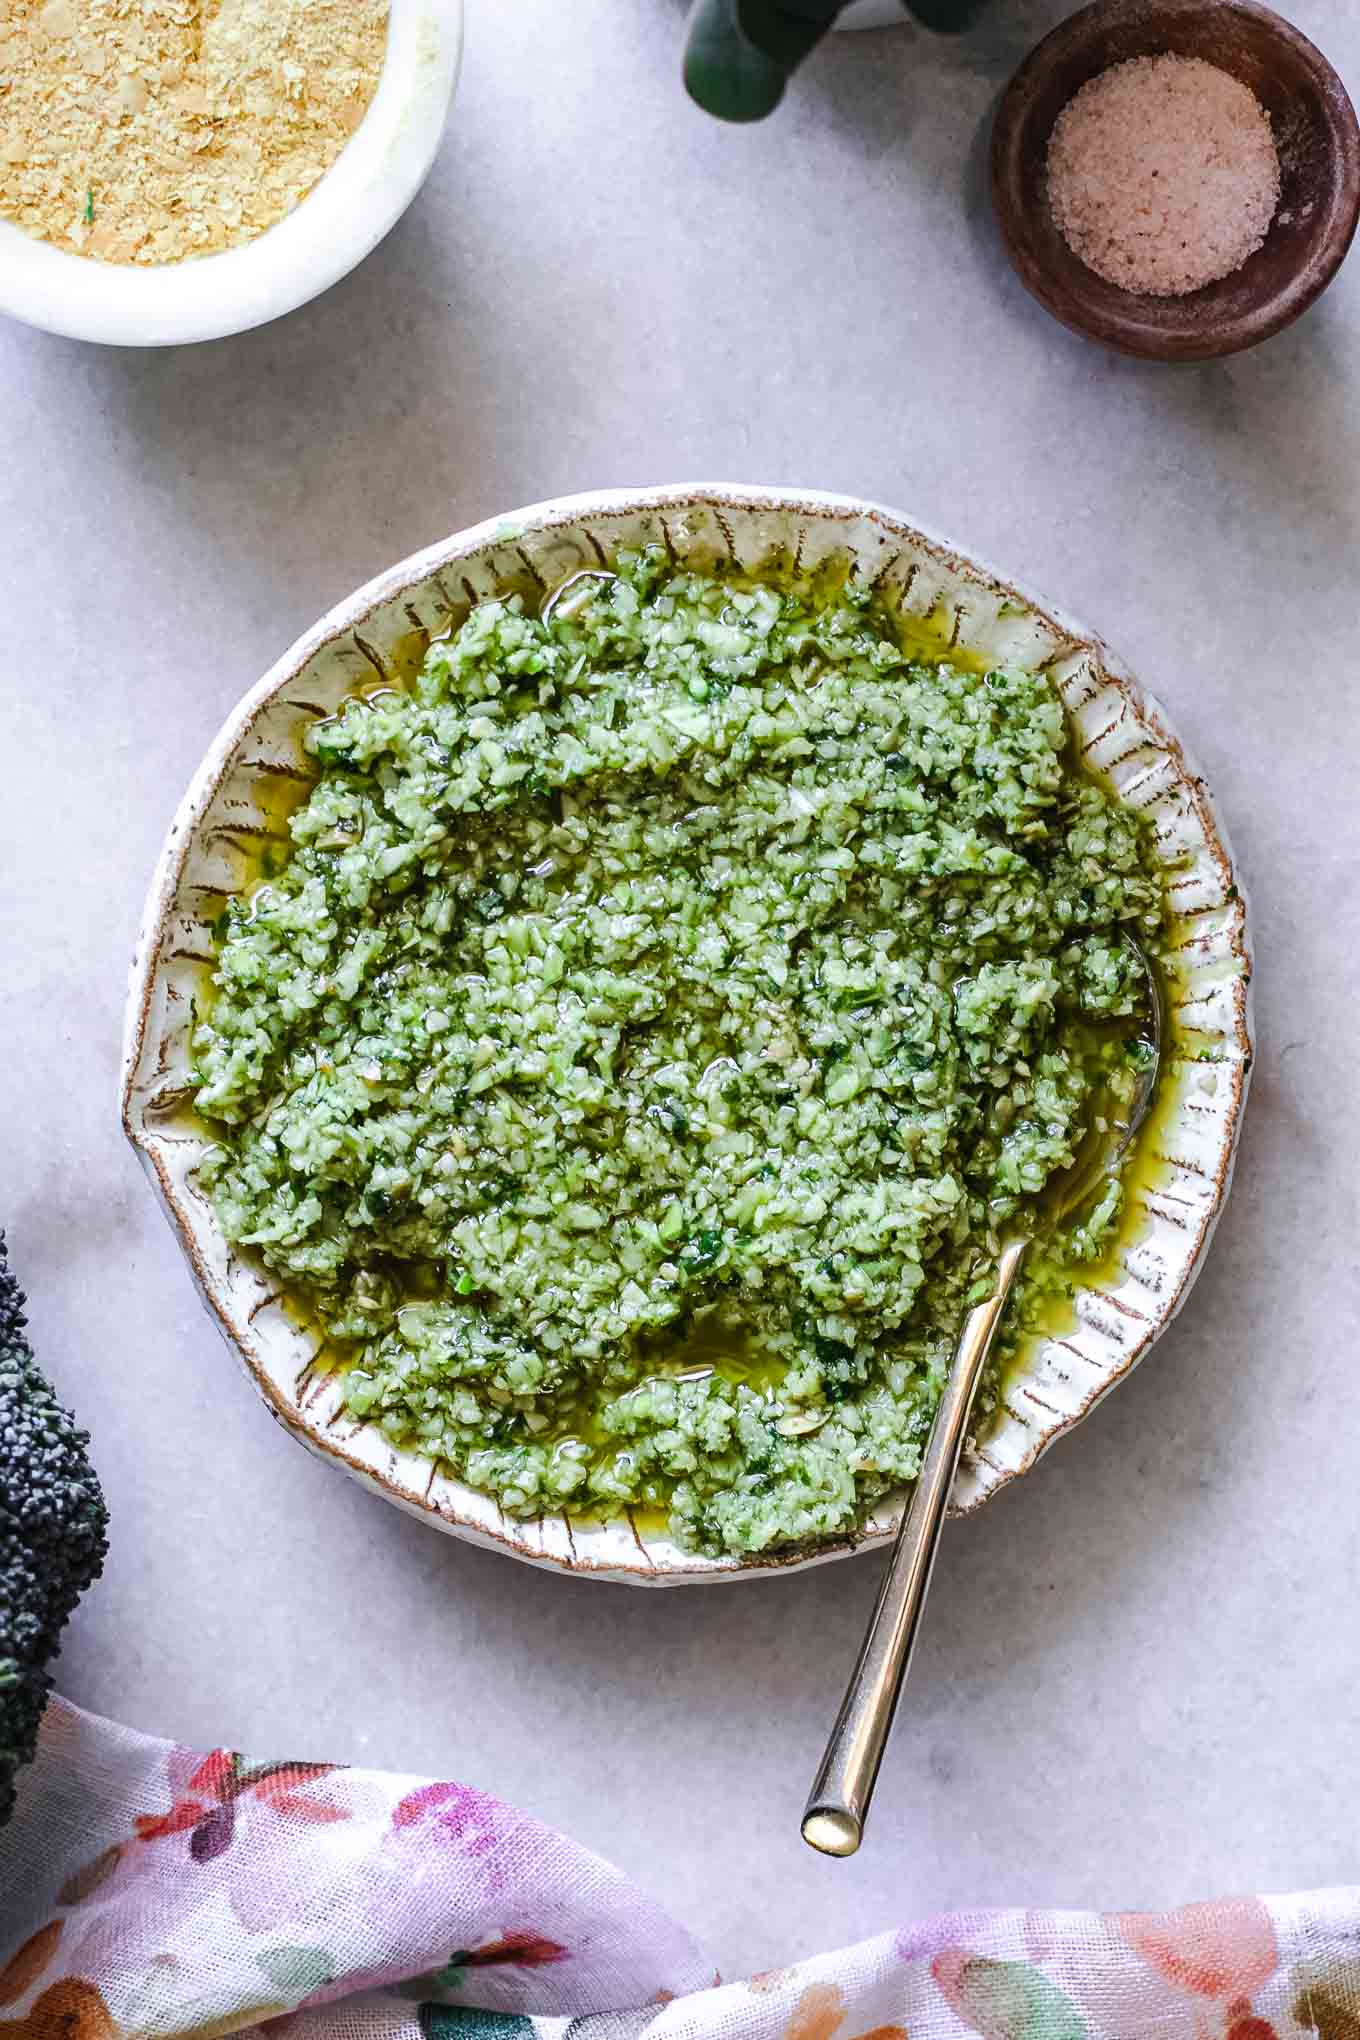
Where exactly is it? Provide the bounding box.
[4,0,1359,1979]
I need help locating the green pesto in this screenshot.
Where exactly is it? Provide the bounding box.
[192,550,1163,1556]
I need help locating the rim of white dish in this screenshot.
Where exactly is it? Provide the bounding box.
[0,0,462,348]
[122,484,1253,1585]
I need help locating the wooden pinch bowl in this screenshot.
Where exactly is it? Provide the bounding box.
[991,0,1360,361]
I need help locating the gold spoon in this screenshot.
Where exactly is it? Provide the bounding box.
[802,936,1164,1857]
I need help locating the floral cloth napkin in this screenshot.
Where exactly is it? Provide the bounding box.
[2,1702,1356,2040]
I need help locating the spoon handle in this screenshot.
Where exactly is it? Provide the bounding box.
[801,1238,1028,1857]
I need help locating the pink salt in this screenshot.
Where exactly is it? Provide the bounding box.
[1046,53,1280,297]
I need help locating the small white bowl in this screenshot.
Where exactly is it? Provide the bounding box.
[0,0,462,348]
[123,485,1252,1585]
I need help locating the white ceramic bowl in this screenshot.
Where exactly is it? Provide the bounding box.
[0,0,462,347]
[123,485,1252,1584]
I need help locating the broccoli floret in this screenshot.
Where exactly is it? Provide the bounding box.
[0,1232,108,1826]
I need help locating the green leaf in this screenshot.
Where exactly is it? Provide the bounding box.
[907,0,986,28]
[418,2010,536,2040]
[683,0,987,123]
[395,1955,470,2001]
[683,0,848,121]
[950,1959,1089,2040]
[741,0,855,67]
[256,1946,337,1997]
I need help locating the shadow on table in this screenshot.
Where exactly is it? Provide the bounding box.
[37,189,600,644]
[957,91,1360,549]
